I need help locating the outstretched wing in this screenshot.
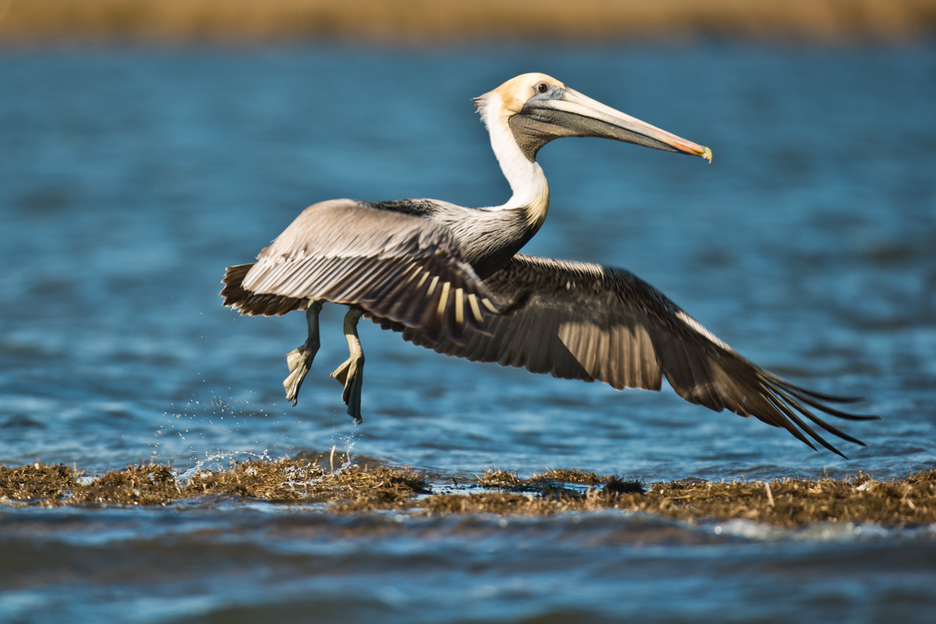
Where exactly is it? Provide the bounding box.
[220,199,499,343]
[376,253,876,456]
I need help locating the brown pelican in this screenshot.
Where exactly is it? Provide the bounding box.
[221,73,875,457]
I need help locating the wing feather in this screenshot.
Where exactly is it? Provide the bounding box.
[221,199,498,342]
[376,253,875,456]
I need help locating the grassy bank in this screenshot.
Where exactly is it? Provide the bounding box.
[1,0,935,44]
[2,458,934,528]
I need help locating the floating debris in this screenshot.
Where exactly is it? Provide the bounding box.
[1,458,934,528]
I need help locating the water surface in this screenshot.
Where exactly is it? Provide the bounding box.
[1,44,935,622]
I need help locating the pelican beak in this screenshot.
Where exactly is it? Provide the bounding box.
[516,86,713,163]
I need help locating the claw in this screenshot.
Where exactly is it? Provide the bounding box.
[331,358,350,386]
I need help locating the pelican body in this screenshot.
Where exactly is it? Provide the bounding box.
[222,73,875,456]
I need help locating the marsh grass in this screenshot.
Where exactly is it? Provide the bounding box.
[2,458,934,528]
[2,0,935,44]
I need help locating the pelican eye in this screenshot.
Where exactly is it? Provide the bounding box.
[534,81,550,94]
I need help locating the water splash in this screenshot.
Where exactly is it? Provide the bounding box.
[175,449,273,484]
[333,424,360,471]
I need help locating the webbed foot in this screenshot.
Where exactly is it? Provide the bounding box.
[330,308,365,423]
[282,301,323,406]
[331,353,364,424]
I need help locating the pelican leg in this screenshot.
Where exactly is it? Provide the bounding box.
[330,307,365,424]
[283,300,324,406]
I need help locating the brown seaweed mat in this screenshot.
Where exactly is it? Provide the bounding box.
[1,457,934,528]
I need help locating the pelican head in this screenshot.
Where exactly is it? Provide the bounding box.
[476,73,713,163]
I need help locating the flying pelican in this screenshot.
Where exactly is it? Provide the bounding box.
[221,73,875,457]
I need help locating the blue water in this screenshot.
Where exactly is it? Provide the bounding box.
[2,44,936,622]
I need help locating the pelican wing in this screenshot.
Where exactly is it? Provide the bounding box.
[221,199,499,342]
[381,253,874,456]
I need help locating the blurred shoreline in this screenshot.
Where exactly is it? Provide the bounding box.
[2,0,936,45]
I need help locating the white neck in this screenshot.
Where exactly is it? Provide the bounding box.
[478,96,550,228]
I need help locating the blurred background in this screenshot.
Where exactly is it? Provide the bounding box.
[2,0,936,44]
